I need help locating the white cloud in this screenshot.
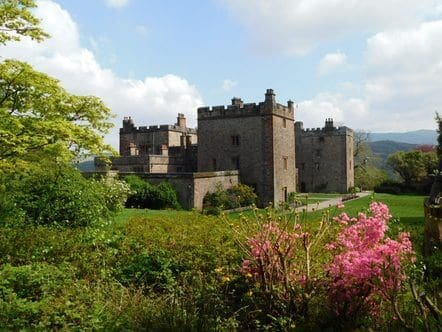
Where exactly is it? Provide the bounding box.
[363,20,442,130]
[222,79,237,91]
[0,0,203,148]
[297,19,442,132]
[221,0,440,55]
[317,51,347,75]
[297,93,368,130]
[105,0,130,9]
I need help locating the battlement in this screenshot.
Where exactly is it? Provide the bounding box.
[198,89,294,120]
[295,119,353,137]
[120,114,197,134]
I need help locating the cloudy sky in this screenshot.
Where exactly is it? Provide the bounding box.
[1,0,441,148]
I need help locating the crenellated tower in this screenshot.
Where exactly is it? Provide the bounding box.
[197,89,296,206]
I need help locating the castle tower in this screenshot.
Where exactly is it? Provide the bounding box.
[295,118,354,192]
[197,89,296,206]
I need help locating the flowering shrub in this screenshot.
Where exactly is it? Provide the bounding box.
[239,202,416,328]
[241,221,307,294]
[325,202,415,320]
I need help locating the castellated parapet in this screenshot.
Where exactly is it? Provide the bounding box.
[198,89,295,121]
[295,119,354,193]
[198,89,296,207]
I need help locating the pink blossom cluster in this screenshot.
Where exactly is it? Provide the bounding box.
[326,202,414,317]
[241,221,307,290]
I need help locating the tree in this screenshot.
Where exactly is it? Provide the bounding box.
[387,150,438,186]
[0,59,114,170]
[353,131,387,189]
[0,0,49,44]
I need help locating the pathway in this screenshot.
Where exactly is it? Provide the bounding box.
[294,191,372,213]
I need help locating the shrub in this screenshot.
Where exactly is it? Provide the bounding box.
[203,184,257,214]
[124,176,181,209]
[326,202,415,324]
[6,167,106,226]
[95,175,131,215]
[374,180,404,194]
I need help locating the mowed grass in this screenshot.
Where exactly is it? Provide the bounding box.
[114,193,425,247]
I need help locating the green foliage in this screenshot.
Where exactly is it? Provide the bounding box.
[203,183,257,214]
[0,194,436,330]
[0,0,49,45]
[0,60,114,171]
[124,175,180,209]
[355,164,389,190]
[0,165,129,227]
[387,149,438,186]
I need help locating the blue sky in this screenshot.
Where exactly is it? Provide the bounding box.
[2,0,441,148]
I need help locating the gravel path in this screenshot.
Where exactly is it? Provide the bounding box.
[294,191,372,213]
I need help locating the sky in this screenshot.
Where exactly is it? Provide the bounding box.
[1,0,442,148]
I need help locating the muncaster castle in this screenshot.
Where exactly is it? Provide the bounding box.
[96,89,354,209]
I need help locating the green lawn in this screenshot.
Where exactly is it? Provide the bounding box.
[114,193,425,249]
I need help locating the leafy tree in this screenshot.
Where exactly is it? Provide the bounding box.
[353,131,387,189]
[387,150,437,186]
[0,0,49,44]
[0,60,114,170]
[354,165,388,190]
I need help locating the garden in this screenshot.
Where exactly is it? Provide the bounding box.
[1,191,440,330]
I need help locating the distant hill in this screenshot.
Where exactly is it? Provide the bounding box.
[369,130,437,145]
[368,140,418,162]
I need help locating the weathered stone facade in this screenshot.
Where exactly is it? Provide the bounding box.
[197,89,296,206]
[103,89,354,209]
[97,114,197,173]
[295,119,354,193]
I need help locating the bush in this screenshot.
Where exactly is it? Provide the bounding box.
[0,166,129,227]
[95,175,131,214]
[203,184,257,214]
[4,168,98,226]
[124,176,180,209]
[374,180,404,194]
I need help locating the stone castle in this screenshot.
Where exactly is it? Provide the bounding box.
[99,89,354,209]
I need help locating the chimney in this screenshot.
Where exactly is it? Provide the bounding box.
[176,113,186,128]
[265,89,276,105]
[231,97,243,107]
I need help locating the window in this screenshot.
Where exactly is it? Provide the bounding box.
[316,149,321,157]
[282,187,287,202]
[231,135,240,146]
[283,118,287,128]
[212,158,217,171]
[283,156,288,170]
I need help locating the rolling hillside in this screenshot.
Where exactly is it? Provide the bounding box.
[369,129,436,145]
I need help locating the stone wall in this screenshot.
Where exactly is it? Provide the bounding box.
[87,171,239,210]
[295,119,354,193]
[197,89,296,206]
[119,115,197,156]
